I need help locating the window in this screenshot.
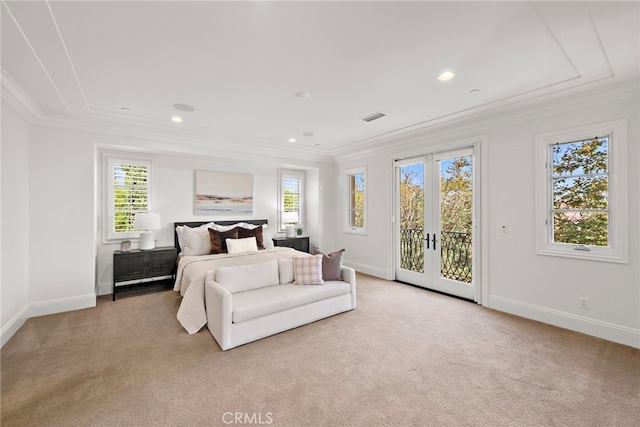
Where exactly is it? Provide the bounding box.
[346,167,366,233]
[535,119,627,262]
[105,155,154,241]
[278,170,305,232]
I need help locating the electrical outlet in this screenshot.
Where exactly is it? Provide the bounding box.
[579,297,589,310]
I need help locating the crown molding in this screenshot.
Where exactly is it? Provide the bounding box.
[0,68,41,123]
[35,110,335,164]
[332,78,640,163]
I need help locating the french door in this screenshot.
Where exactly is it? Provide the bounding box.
[394,147,478,301]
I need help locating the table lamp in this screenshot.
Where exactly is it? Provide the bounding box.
[134,213,161,250]
[282,212,299,238]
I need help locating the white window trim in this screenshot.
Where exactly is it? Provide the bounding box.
[277,169,305,233]
[345,166,367,235]
[103,153,155,243]
[534,119,628,263]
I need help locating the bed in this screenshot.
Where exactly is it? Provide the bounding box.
[173,219,307,334]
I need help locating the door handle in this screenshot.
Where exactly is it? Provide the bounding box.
[432,234,437,251]
[425,233,429,249]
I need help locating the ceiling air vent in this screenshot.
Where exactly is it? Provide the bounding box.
[360,112,386,123]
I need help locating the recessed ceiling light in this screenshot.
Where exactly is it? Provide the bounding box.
[171,116,183,123]
[302,131,315,137]
[173,103,195,112]
[295,91,310,99]
[288,138,297,143]
[121,107,131,112]
[437,71,455,81]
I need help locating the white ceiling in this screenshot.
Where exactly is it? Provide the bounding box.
[2,1,638,158]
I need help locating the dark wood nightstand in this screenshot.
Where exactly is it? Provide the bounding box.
[112,246,177,301]
[272,236,310,253]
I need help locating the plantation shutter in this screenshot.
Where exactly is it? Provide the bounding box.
[283,177,301,212]
[279,170,305,232]
[106,156,153,241]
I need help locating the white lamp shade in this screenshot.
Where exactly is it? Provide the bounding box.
[134,213,161,250]
[285,224,296,238]
[134,213,161,230]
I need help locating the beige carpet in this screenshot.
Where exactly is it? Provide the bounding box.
[1,274,638,427]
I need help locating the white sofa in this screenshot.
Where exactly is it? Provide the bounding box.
[204,258,356,350]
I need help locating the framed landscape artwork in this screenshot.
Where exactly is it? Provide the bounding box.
[194,170,253,215]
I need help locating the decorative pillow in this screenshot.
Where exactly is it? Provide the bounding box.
[211,222,266,232]
[215,260,280,293]
[226,237,259,254]
[293,254,324,285]
[208,228,239,254]
[181,224,213,255]
[313,248,345,281]
[277,258,294,284]
[237,226,265,249]
[176,225,186,250]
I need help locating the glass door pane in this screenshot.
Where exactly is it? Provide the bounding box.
[399,163,425,273]
[439,156,473,284]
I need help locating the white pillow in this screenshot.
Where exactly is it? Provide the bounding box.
[181,225,212,255]
[215,260,280,293]
[211,222,267,232]
[176,225,185,249]
[293,255,324,285]
[277,258,294,284]
[226,237,259,254]
[176,222,214,254]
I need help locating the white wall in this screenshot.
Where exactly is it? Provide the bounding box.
[485,98,639,346]
[334,90,640,348]
[337,155,395,279]
[28,126,96,315]
[1,105,30,346]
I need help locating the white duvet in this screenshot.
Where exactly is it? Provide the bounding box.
[174,247,306,334]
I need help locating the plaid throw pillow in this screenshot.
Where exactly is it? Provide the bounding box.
[293,255,324,285]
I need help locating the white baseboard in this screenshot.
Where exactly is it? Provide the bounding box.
[1,304,29,347]
[28,294,96,318]
[488,295,640,349]
[1,295,97,348]
[97,281,112,296]
[343,261,392,280]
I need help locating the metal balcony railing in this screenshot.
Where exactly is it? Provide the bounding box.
[440,230,472,283]
[400,228,472,283]
[399,228,425,272]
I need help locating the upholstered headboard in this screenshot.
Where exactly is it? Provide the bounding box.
[173,219,269,252]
